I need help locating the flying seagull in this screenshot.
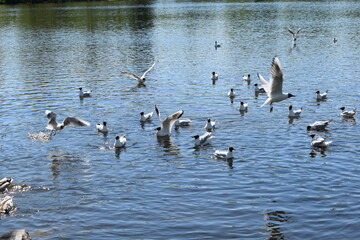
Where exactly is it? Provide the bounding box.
[257,57,295,112]
[120,60,157,85]
[45,110,90,131]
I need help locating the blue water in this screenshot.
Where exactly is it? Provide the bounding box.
[0,1,359,239]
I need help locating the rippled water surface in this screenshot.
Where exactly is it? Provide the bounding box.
[1,1,360,239]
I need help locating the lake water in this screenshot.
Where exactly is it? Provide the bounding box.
[0,0,360,239]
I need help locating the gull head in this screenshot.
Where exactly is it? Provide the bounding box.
[103,121,107,126]
[192,135,200,139]
[309,134,317,139]
[115,135,120,140]
[212,72,216,75]
[316,90,320,94]
[59,124,65,130]
[207,118,211,123]
[289,105,293,110]
[288,93,295,98]
[339,107,345,111]
[79,87,83,90]
[229,146,235,152]
[140,112,144,116]
[306,125,312,131]
[154,126,161,131]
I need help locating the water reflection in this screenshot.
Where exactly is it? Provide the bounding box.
[264,210,290,240]
[47,149,90,179]
[156,136,180,157]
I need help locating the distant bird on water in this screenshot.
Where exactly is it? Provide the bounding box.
[214,146,234,159]
[192,132,215,146]
[0,196,14,214]
[211,72,218,81]
[310,134,332,148]
[307,120,332,131]
[214,41,221,49]
[257,57,295,112]
[288,28,301,44]
[79,87,92,98]
[204,118,216,131]
[339,107,357,118]
[96,121,108,134]
[254,83,266,94]
[228,88,236,98]
[114,135,127,148]
[140,111,153,123]
[316,90,328,101]
[243,74,251,84]
[239,101,248,112]
[120,60,157,85]
[45,110,90,131]
[288,105,302,118]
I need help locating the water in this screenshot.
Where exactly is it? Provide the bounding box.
[1,1,360,239]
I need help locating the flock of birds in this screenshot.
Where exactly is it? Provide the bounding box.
[1,27,358,217]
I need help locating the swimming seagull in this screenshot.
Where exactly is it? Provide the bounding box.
[204,118,216,131]
[45,110,90,131]
[339,107,357,117]
[239,101,248,112]
[243,74,251,83]
[257,57,295,112]
[114,135,127,148]
[154,105,184,137]
[120,60,157,85]
[96,121,108,133]
[211,72,218,81]
[228,88,236,98]
[214,146,235,159]
[192,132,215,146]
[310,134,332,148]
[333,38,337,43]
[288,105,302,118]
[175,118,192,128]
[307,120,332,131]
[316,90,328,101]
[0,177,13,192]
[288,28,301,43]
[215,41,221,49]
[79,87,92,98]
[254,83,266,94]
[140,111,153,122]
[0,196,14,214]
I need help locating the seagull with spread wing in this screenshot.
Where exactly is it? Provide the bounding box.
[257,57,295,112]
[45,110,90,131]
[120,60,157,85]
[154,105,184,137]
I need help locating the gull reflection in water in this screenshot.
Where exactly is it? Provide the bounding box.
[264,210,290,240]
[156,136,180,158]
[47,149,90,179]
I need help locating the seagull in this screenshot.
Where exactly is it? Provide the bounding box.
[243,74,251,83]
[288,105,302,118]
[339,107,357,117]
[0,196,14,214]
[96,121,108,133]
[204,118,216,131]
[257,57,295,112]
[288,28,301,43]
[333,37,337,43]
[239,101,248,112]
[254,83,266,94]
[114,135,126,148]
[79,87,92,98]
[175,119,192,128]
[228,88,236,98]
[310,134,332,148]
[215,41,221,49]
[211,72,218,81]
[192,132,215,146]
[140,111,153,122]
[120,60,157,85]
[155,105,184,137]
[45,110,90,131]
[316,90,328,101]
[307,120,332,131]
[214,146,234,159]
[0,178,13,192]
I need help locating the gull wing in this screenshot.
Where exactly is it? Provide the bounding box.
[161,110,184,133]
[296,28,302,34]
[120,71,141,81]
[140,60,157,79]
[269,57,283,96]
[155,105,162,122]
[288,28,294,36]
[62,116,90,128]
[200,132,212,145]
[257,73,271,97]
